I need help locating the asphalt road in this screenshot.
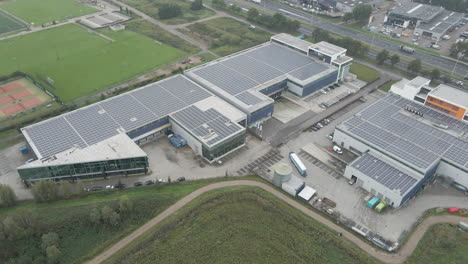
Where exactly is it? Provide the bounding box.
[229,0,468,78]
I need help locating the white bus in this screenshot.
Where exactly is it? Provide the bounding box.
[289,152,307,176]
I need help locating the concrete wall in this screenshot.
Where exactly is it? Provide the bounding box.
[287,80,303,97]
[248,103,274,126]
[436,160,468,188]
[170,119,203,156]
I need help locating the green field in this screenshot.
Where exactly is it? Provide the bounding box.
[107,187,380,264]
[379,79,399,92]
[0,9,26,34]
[0,178,259,264]
[350,62,380,83]
[0,0,97,25]
[405,223,468,264]
[181,17,272,56]
[122,0,215,25]
[0,24,187,102]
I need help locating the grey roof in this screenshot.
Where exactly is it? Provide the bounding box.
[389,3,443,22]
[22,75,213,159]
[187,41,336,109]
[428,84,468,109]
[338,94,468,172]
[170,105,244,146]
[351,153,418,196]
[271,33,312,52]
[416,10,464,35]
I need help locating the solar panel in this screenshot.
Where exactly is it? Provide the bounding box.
[222,55,284,83]
[245,44,312,72]
[288,62,329,81]
[131,83,187,117]
[157,75,210,105]
[235,91,263,105]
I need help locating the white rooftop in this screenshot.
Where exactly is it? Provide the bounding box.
[271,33,312,52]
[429,84,468,109]
[298,185,316,201]
[19,134,146,169]
[310,41,346,57]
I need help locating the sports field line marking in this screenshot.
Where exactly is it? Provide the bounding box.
[86,180,468,264]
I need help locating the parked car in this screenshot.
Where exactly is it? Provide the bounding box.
[145,180,155,185]
[334,83,340,87]
[105,185,114,190]
[323,118,331,125]
[326,134,333,140]
[158,179,167,183]
[310,126,319,131]
[456,81,464,86]
[114,183,126,189]
[316,123,324,128]
[359,97,367,102]
[327,147,333,152]
[134,182,143,187]
[333,145,343,154]
[319,103,327,108]
[348,177,357,185]
[91,186,103,191]
[177,177,186,182]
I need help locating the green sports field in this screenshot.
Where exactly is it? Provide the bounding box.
[0,9,26,34]
[0,24,187,102]
[0,0,97,25]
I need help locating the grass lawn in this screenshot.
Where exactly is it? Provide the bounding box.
[0,177,260,264]
[122,0,215,25]
[106,187,380,264]
[0,9,26,34]
[0,0,97,25]
[124,19,200,54]
[349,62,380,83]
[405,223,468,264]
[181,17,272,56]
[379,80,399,92]
[0,24,187,102]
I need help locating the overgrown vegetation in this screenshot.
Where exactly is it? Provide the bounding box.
[106,187,380,264]
[0,177,259,264]
[121,0,215,24]
[181,17,271,56]
[245,7,300,33]
[125,19,200,54]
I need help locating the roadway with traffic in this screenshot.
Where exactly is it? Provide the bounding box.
[228,0,468,80]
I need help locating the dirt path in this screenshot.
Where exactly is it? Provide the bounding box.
[86,180,466,264]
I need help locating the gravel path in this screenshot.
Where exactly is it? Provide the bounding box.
[86,180,466,264]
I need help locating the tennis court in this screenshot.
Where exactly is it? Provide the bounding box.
[0,77,51,118]
[0,9,27,35]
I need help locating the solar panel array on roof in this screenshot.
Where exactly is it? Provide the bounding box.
[289,62,329,81]
[189,43,333,104]
[171,106,243,146]
[22,75,212,158]
[340,93,468,171]
[235,91,263,106]
[351,153,418,195]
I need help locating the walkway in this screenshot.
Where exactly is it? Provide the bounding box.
[86,180,467,264]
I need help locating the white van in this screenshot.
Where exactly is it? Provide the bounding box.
[332,145,343,154]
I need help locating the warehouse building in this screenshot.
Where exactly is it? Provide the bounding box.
[18,75,246,182]
[390,76,468,121]
[319,0,384,13]
[185,34,350,127]
[385,2,464,41]
[334,94,468,207]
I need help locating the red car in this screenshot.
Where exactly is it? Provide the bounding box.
[327,147,333,152]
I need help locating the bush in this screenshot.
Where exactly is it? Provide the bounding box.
[191,0,203,11]
[0,184,17,207]
[32,181,59,203]
[158,3,182,19]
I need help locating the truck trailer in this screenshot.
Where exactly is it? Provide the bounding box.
[400,45,415,54]
[289,152,307,176]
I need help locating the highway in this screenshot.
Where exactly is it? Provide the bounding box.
[229,0,468,78]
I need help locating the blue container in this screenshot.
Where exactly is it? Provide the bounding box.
[367,197,380,208]
[19,146,29,154]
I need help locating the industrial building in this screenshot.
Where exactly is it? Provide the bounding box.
[319,0,384,13]
[185,34,352,127]
[18,75,246,182]
[334,93,468,207]
[390,76,468,121]
[385,2,464,41]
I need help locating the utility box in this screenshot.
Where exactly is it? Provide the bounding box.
[168,134,187,148]
[19,146,29,154]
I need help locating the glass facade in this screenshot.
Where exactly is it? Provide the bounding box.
[18,157,149,182]
[202,132,246,161]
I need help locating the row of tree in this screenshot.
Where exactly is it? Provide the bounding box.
[247,8,300,32]
[449,41,468,62]
[343,4,372,23]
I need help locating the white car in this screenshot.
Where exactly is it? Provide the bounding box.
[456,81,464,86]
[105,185,114,190]
[332,145,343,154]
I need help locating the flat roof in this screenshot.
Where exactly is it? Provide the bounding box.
[185,40,336,111]
[428,84,468,109]
[271,33,312,52]
[416,10,464,34]
[18,134,146,169]
[21,75,237,159]
[389,3,443,22]
[350,152,420,196]
[337,94,468,172]
[407,76,430,89]
[310,41,346,57]
[298,185,316,201]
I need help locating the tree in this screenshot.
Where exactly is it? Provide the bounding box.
[442,75,451,83]
[41,232,59,250]
[191,0,203,11]
[59,181,72,199]
[2,216,24,241]
[407,59,422,73]
[158,3,182,19]
[247,8,259,21]
[0,184,17,207]
[119,195,134,214]
[76,180,85,196]
[376,49,389,65]
[212,0,226,7]
[352,4,372,22]
[32,181,58,203]
[390,54,400,66]
[100,93,106,101]
[430,69,441,80]
[46,245,61,264]
[342,12,353,23]
[89,207,101,226]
